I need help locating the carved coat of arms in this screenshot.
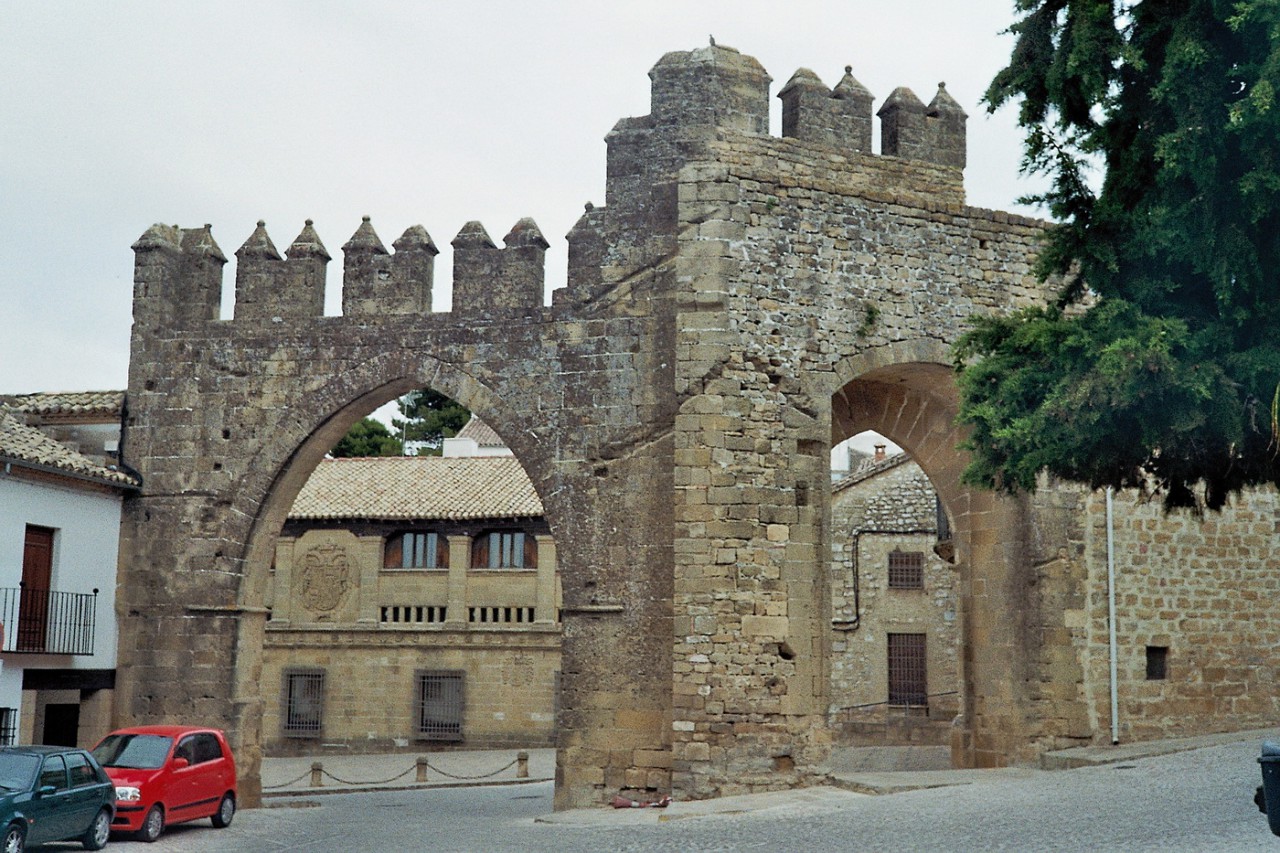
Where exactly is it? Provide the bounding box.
[298,542,351,613]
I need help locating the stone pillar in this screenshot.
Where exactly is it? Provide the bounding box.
[535,535,557,624]
[356,536,381,624]
[446,535,470,627]
[270,539,294,625]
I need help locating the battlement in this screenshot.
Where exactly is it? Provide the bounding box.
[130,216,547,331]
[605,42,968,187]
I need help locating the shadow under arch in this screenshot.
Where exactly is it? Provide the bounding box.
[824,339,1033,770]
[222,351,566,806]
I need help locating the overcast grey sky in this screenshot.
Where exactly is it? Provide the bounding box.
[0,1,1046,397]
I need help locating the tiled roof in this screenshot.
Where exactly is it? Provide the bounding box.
[455,416,505,447]
[0,410,139,488]
[833,452,911,493]
[290,455,542,521]
[0,391,124,420]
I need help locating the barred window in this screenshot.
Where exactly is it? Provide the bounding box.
[888,550,924,589]
[471,531,536,569]
[415,671,464,741]
[0,708,16,746]
[384,532,448,570]
[887,633,928,706]
[283,669,325,737]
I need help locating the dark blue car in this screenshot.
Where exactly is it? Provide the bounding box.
[0,746,114,851]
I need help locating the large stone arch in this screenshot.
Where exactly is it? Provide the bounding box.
[211,357,570,804]
[824,341,1035,768]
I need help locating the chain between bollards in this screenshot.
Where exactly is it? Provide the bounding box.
[261,751,536,790]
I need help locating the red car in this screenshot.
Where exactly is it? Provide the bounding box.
[90,725,236,843]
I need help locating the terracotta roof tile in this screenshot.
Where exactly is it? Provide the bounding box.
[290,455,542,521]
[455,416,505,447]
[0,410,138,488]
[0,391,124,420]
[833,452,910,493]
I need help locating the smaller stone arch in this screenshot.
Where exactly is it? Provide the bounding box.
[212,356,568,806]
[825,341,1036,770]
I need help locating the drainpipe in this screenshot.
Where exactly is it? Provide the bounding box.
[1106,487,1119,745]
[844,528,937,632]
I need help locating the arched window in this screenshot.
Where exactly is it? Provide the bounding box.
[384,532,448,570]
[470,530,536,569]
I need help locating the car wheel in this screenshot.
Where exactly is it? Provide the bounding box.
[212,792,236,828]
[1,824,22,853]
[81,808,111,851]
[137,804,164,843]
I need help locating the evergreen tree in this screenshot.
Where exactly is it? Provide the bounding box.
[392,388,470,455]
[955,0,1280,509]
[330,417,402,458]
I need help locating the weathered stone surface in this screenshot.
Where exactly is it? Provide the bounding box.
[117,42,1278,813]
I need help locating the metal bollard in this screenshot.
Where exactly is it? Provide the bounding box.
[517,750,529,779]
[310,761,323,788]
[416,756,429,783]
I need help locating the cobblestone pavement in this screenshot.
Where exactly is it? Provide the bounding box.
[48,737,1276,852]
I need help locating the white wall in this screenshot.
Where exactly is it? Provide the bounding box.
[0,472,121,715]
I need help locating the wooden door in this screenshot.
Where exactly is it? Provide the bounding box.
[20,526,54,651]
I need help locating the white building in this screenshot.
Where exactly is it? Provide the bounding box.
[0,392,136,746]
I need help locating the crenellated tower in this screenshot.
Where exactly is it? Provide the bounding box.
[451,217,549,313]
[341,216,438,316]
[778,66,875,152]
[130,224,226,332]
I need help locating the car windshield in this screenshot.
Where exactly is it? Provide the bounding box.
[92,734,173,769]
[0,754,38,791]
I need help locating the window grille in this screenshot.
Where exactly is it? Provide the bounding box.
[415,671,464,741]
[887,633,928,706]
[0,708,17,746]
[887,550,924,589]
[283,669,325,737]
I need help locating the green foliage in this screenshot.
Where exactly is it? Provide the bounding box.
[392,388,470,452]
[330,417,402,458]
[957,0,1280,509]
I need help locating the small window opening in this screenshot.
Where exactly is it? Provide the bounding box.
[1145,646,1168,680]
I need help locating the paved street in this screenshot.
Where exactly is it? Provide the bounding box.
[36,736,1277,852]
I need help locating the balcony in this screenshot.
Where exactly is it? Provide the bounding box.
[0,586,98,655]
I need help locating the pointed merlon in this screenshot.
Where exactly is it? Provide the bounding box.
[342,215,389,256]
[451,220,496,249]
[877,86,926,117]
[928,82,968,118]
[131,223,182,253]
[777,68,827,99]
[236,220,282,260]
[180,224,227,262]
[503,217,550,250]
[834,66,874,102]
[393,225,439,256]
[288,219,331,261]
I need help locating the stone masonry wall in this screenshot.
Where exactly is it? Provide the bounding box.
[117,41,1280,812]
[829,459,959,745]
[1081,486,1280,741]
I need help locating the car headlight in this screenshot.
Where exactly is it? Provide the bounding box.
[115,786,141,802]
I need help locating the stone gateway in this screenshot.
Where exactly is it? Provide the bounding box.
[117,43,1279,810]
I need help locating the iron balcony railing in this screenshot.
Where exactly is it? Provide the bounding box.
[0,585,98,655]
